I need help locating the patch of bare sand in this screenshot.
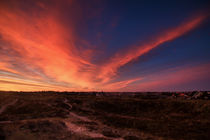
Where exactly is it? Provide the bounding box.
[65,121,106,138]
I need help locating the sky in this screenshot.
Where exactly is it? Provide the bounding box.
[0,0,209,91]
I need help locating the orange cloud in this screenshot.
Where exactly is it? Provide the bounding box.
[0,79,77,91]
[102,77,142,91]
[0,62,19,74]
[0,0,96,90]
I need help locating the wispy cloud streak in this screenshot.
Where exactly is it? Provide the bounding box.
[123,63,210,91]
[99,14,208,82]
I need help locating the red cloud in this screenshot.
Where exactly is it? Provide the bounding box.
[0,0,96,90]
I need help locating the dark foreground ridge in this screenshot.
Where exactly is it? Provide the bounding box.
[0,91,210,140]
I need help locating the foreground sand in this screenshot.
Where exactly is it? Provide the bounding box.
[0,92,210,140]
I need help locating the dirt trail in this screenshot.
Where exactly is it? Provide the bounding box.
[63,98,72,110]
[0,99,18,115]
[65,120,124,140]
[69,112,92,122]
[63,99,108,139]
[65,121,107,139]
[61,102,124,139]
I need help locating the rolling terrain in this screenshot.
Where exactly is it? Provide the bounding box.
[0,91,210,140]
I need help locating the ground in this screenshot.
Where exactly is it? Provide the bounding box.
[0,92,210,140]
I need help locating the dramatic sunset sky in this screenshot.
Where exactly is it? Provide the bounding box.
[0,0,209,91]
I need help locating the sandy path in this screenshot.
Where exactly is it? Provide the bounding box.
[63,98,72,110]
[65,121,106,138]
